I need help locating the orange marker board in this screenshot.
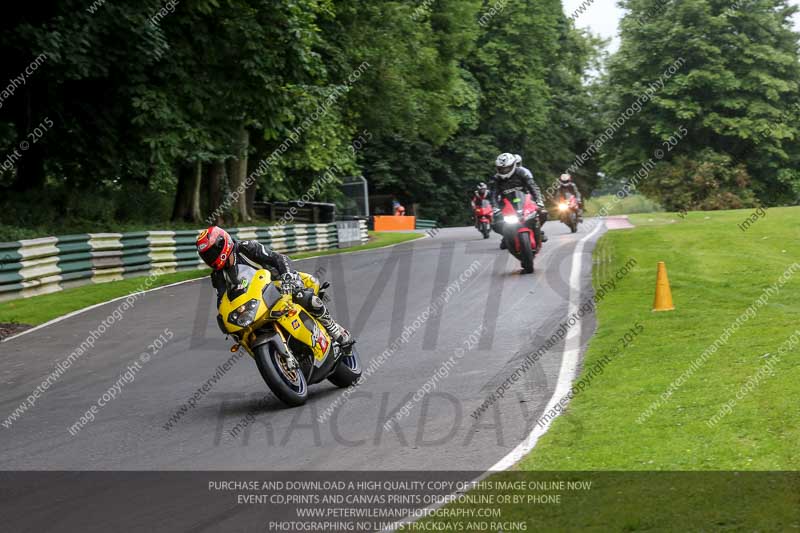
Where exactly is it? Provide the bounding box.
[373,216,416,231]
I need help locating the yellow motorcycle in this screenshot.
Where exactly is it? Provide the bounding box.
[217,264,361,406]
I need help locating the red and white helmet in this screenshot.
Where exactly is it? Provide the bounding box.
[196,226,234,270]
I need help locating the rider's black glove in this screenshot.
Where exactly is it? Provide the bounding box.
[279,272,302,295]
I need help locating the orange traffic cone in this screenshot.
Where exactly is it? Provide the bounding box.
[653,261,675,312]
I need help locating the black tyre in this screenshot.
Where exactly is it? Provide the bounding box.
[482,225,491,239]
[328,345,362,388]
[519,233,534,274]
[254,343,308,407]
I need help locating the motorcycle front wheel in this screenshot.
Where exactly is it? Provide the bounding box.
[519,232,535,274]
[328,345,363,388]
[255,344,308,407]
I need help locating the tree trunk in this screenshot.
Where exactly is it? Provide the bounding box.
[206,161,225,226]
[248,131,272,220]
[246,178,258,220]
[171,162,194,221]
[190,160,202,223]
[12,88,46,192]
[227,126,250,224]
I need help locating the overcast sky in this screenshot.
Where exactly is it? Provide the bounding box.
[562,0,800,54]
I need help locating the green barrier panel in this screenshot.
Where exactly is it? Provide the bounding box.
[0,221,365,303]
[415,219,438,229]
[0,241,23,285]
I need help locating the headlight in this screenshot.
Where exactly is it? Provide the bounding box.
[559,203,568,212]
[503,215,519,224]
[227,299,260,328]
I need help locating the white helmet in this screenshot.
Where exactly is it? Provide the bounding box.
[495,153,521,179]
[560,173,572,185]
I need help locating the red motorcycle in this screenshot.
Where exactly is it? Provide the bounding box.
[473,198,493,239]
[557,193,580,234]
[500,190,540,274]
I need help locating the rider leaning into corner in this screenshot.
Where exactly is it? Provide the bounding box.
[195,226,354,354]
[489,153,548,249]
[558,173,584,221]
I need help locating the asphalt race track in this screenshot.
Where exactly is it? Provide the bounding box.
[1,220,607,472]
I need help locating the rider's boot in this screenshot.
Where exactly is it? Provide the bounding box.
[310,295,355,355]
[537,209,549,242]
[337,327,355,355]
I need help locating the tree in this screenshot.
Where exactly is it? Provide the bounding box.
[0,0,607,233]
[605,0,800,207]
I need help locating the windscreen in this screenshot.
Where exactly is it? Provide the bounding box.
[225,263,259,301]
[502,189,526,212]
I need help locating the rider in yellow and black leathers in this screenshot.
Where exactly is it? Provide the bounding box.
[196,226,353,353]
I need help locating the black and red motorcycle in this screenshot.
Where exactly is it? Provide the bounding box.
[499,190,541,274]
[473,198,493,239]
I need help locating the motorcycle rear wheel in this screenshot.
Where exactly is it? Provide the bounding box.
[255,344,308,407]
[328,345,363,388]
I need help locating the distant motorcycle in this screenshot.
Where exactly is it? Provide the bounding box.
[473,198,493,239]
[557,193,580,234]
[499,190,541,274]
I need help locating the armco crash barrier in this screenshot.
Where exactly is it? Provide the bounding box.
[415,219,438,230]
[0,221,367,302]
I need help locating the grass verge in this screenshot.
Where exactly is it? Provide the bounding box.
[407,207,800,531]
[0,231,423,327]
[584,193,662,216]
[525,206,800,471]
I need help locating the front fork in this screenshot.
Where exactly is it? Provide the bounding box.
[247,325,299,369]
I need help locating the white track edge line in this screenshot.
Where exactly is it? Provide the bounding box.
[384,220,605,532]
[488,220,603,471]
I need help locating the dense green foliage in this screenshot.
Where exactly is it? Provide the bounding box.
[0,0,601,232]
[2,0,799,235]
[603,0,800,209]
